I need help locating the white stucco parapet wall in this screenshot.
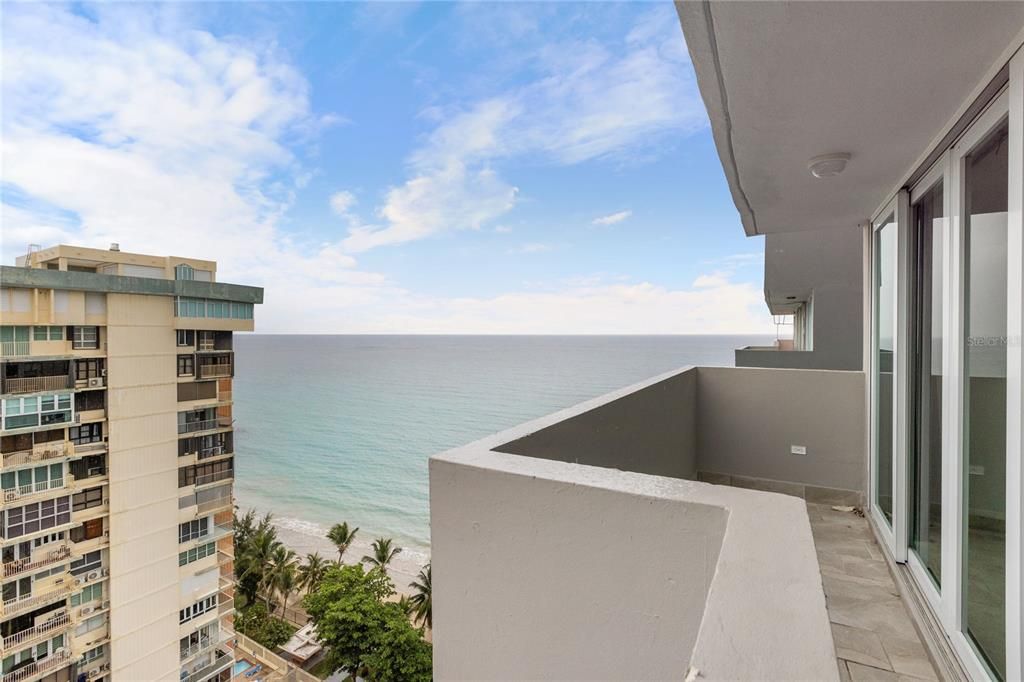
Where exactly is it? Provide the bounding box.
[430,367,839,681]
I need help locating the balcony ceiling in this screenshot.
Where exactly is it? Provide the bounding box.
[678,1,1024,236]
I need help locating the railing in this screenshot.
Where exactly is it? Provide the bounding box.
[2,545,71,580]
[197,363,232,379]
[196,496,233,515]
[197,445,226,460]
[73,440,107,455]
[3,376,72,395]
[180,650,233,682]
[1,648,72,682]
[194,469,234,487]
[2,477,67,503]
[180,626,235,663]
[2,609,70,650]
[179,417,230,434]
[3,441,72,468]
[0,341,30,358]
[2,583,73,618]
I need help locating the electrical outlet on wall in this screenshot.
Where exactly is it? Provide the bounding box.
[791,445,807,456]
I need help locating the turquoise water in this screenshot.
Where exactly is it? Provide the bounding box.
[232,335,769,559]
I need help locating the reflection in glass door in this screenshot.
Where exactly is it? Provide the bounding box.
[962,116,1008,680]
[873,212,897,526]
[910,179,944,585]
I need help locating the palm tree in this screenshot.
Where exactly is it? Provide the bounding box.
[236,521,279,606]
[266,544,298,616]
[408,563,431,629]
[297,552,329,595]
[326,522,359,563]
[362,537,401,571]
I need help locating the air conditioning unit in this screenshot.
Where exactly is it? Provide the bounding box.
[101,567,109,577]
[101,600,110,609]
[86,570,101,581]
[74,577,83,587]
[103,530,110,538]
[100,369,107,377]
[87,377,103,388]
[4,491,17,502]
[80,605,94,617]
[87,668,100,679]
[100,662,110,672]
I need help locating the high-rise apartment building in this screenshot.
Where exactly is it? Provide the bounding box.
[0,245,262,682]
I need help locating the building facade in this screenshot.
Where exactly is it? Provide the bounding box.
[0,245,261,682]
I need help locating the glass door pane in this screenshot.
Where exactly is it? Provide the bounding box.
[874,213,897,525]
[911,180,944,585]
[962,117,1008,679]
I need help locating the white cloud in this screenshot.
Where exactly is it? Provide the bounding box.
[692,272,730,288]
[592,210,632,226]
[329,191,357,216]
[343,5,707,252]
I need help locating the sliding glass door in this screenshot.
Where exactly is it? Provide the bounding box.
[872,208,898,531]
[959,113,1009,681]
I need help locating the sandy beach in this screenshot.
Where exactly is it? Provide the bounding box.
[271,517,429,597]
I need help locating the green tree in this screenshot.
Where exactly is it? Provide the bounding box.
[234,510,279,606]
[408,563,431,630]
[236,602,295,649]
[266,545,298,616]
[297,552,330,595]
[362,537,401,571]
[303,564,431,681]
[326,522,359,563]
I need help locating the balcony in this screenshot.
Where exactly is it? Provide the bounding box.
[1,648,71,682]
[2,477,68,504]
[180,626,234,664]
[3,441,72,468]
[194,469,233,488]
[178,416,231,434]
[430,365,866,680]
[2,609,71,651]
[2,375,72,395]
[180,650,233,682]
[0,341,30,358]
[2,544,71,580]
[2,582,73,618]
[73,439,107,456]
[196,363,232,380]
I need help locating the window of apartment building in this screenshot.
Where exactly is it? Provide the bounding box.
[32,326,63,341]
[180,593,218,624]
[177,329,195,347]
[70,550,101,575]
[33,564,64,581]
[179,517,209,543]
[80,645,105,666]
[74,614,105,637]
[178,541,216,566]
[2,497,72,539]
[1,577,31,604]
[178,433,230,459]
[175,263,195,280]
[177,381,216,402]
[33,531,65,549]
[72,487,103,512]
[178,354,195,377]
[71,326,99,350]
[70,456,106,482]
[1,634,65,676]
[180,623,216,658]
[74,390,105,412]
[70,423,103,445]
[71,582,103,607]
[0,326,30,355]
[1,463,63,495]
[197,331,216,351]
[75,359,103,381]
[179,459,233,488]
[2,394,72,430]
[174,297,253,320]
[70,518,104,543]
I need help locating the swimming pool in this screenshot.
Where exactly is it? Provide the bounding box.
[231,660,253,677]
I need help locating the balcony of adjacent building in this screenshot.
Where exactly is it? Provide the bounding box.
[180,647,233,682]
[0,647,72,682]
[0,393,74,436]
[177,408,232,436]
[176,330,234,382]
[1,604,71,655]
[178,432,233,468]
[1,432,74,470]
[430,365,879,681]
[0,326,105,362]
[0,361,73,397]
[2,541,71,581]
[179,619,235,670]
[1,570,73,619]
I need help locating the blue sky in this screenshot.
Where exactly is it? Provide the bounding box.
[1,2,771,334]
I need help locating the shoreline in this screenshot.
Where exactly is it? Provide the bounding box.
[270,516,429,597]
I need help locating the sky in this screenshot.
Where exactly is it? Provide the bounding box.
[0,2,772,334]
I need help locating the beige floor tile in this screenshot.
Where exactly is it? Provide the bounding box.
[832,623,891,670]
[881,636,938,680]
[847,662,900,682]
[838,659,853,682]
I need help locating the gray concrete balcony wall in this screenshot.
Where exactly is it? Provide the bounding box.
[430,365,865,680]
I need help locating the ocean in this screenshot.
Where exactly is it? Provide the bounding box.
[230,334,770,579]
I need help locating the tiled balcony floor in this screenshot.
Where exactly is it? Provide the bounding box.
[806,503,940,682]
